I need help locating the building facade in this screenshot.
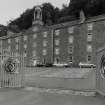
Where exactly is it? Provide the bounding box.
[1,6,105,67]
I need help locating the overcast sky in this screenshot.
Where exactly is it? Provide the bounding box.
[0,0,70,25]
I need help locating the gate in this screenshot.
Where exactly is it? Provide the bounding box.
[96,47,105,96]
[0,51,24,88]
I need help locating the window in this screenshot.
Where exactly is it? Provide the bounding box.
[43,32,47,38]
[0,40,2,45]
[0,40,2,48]
[16,44,19,50]
[24,44,27,49]
[24,52,27,57]
[43,49,47,56]
[43,40,47,47]
[87,55,91,63]
[55,30,60,36]
[68,36,74,44]
[68,55,73,63]
[15,52,19,57]
[15,37,19,43]
[87,45,92,52]
[68,27,74,34]
[33,34,37,39]
[68,46,73,54]
[23,35,27,41]
[8,46,11,51]
[87,23,93,30]
[42,58,46,64]
[55,39,60,46]
[32,50,36,56]
[54,58,60,63]
[55,48,60,55]
[8,39,11,44]
[87,33,92,42]
[33,42,37,47]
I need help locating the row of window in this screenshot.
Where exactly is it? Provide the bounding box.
[7,46,73,57]
[7,40,48,50]
[7,36,74,45]
[55,27,74,36]
[7,33,47,44]
[6,23,93,44]
[55,23,93,36]
[6,24,93,45]
[14,49,47,57]
[7,36,74,50]
[54,36,74,46]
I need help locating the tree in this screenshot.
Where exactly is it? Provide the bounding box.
[68,0,105,17]
[68,0,87,18]
[8,0,105,31]
[8,8,34,31]
[42,3,55,25]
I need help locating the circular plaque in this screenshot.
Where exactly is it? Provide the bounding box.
[3,57,18,74]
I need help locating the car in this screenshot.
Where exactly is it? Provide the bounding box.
[79,62,96,68]
[53,63,69,67]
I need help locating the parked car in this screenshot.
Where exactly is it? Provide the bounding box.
[53,63,69,67]
[79,62,96,68]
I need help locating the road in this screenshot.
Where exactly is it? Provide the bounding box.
[0,88,104,105]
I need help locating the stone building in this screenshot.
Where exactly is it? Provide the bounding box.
[1,5,105,67]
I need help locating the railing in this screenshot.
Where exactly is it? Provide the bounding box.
[0,52,24,88]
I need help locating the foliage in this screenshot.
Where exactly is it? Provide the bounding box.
[69,0,105,17]
[42,3,55,25]
[0,25,7,37]
[7,0,105,31]
[8,8,34,32]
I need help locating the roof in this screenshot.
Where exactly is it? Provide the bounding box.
[1,13,105,40]
[47,14,105,30]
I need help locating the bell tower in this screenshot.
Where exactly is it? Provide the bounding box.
[32,5,43,26]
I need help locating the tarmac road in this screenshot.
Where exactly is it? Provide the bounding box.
[0,88,105,105]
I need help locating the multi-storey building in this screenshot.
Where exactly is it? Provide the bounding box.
[1,6,105,67]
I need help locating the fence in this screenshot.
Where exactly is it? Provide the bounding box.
[96,47,105,96]
[0,51,24,88]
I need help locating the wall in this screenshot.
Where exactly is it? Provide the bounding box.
[1,15,105,66]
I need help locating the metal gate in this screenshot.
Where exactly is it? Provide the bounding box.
[96,47,105,96]
[0,51,24,88]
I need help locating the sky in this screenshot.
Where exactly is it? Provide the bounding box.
[0,0,70,26]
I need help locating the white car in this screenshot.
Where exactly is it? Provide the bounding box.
[53,63,68,67]
[79,62,96,68]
